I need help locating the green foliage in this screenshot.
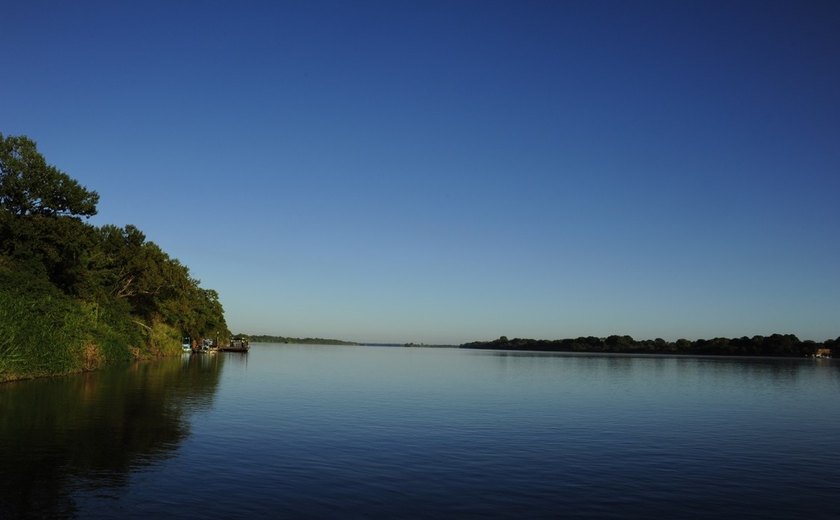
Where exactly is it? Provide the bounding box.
[140,320,183,358]
[248,334,358,345]
[86,224,229,342]
[0,134,99,218]
[0,269,92,381]
[462,333,827,357]
[0,211,98,293]
[0,133,229,381]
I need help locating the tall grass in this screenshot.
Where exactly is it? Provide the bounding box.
[135,319,182,359]
[0,270,142,382]
[0,282,86,381]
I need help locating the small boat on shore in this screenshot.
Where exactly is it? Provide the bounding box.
[199,338,218,353]
[182,336,192,352]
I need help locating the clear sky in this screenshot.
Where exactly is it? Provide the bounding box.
[2,0,838,344]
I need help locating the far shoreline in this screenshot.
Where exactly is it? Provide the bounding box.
[460,334,835,358]
[243,332,836,359]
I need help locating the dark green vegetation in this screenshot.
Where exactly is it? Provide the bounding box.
[248,334,358,345]
[463,334,838,357]
[0,134,228,382]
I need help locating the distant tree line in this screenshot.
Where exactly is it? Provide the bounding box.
[462,334,838,357]
[247,334,358,346]
[0,133,229,381]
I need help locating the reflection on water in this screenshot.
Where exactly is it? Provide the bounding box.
[0,353,223,518]
[482,349,834,388]
[2,345,840,519]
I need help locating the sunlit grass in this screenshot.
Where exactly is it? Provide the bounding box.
[0,271,143,382]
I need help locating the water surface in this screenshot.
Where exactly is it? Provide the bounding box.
[2,345,839,518]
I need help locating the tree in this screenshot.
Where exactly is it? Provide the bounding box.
[0,134,99,218]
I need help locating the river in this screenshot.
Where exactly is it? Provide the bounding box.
[2,344,839,518]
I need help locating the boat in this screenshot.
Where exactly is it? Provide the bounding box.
[200,338,217,353]
[182,336,192,352]
[220,336,250,353]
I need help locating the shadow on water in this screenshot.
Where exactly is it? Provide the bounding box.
[0,353,224,518]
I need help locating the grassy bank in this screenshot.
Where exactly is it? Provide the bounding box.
[0,270,181,383]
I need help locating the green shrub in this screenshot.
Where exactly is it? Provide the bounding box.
[0,270,146,381]
[0,270,89,380]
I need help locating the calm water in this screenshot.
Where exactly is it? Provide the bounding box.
[2,344,839,518]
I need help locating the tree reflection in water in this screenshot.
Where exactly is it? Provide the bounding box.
[0,353,223,518]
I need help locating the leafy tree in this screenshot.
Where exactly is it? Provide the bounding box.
[0,134,99,218]
[0,209,97,293]
[0,134,230,381]
[605,335,635,350]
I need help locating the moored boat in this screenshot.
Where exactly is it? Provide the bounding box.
[221,336,250,353]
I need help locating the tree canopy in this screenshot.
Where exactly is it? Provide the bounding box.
[0,133,228,380]
[0,134,99,218]
[462,334,836,357]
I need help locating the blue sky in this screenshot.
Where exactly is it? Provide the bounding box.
[3,0,838,344]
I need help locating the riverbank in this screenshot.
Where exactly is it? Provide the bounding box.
[0,270,183,383]
[248,335,358,345]
[462,335,836,357]
[0,134,229,383]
